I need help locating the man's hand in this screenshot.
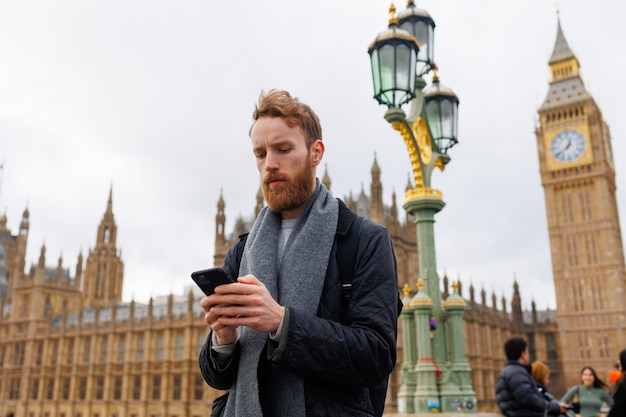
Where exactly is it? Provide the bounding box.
[200,294,239,346]
[200,274,284,345]
[558,402,569,413]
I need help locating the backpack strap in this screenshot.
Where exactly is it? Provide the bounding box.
[234,233,249,275]
[336,200,363,321]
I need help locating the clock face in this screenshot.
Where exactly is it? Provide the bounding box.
[551,130,586,162]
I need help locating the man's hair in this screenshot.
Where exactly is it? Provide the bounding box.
[531,361,550,385]
[250,89,322,148]
[504,337,527,360]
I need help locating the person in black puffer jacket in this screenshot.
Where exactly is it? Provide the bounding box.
[495,337,569,417]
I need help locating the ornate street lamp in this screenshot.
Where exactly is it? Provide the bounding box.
[368,4,419,108]
[397,0,435,76]
[424,71,460,153]
[368,2,474,414]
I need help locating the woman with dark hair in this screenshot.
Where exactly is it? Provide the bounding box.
[561,366,613,417]
[607,348,626,417]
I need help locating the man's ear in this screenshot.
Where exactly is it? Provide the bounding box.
[311,140,324,166]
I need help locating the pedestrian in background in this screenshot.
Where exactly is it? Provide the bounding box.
[531,361,569,417]
[561,366,613,417]
[495,337,569,417]
[607,348,626,417]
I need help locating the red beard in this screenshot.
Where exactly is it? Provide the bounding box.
[262,160,314,213]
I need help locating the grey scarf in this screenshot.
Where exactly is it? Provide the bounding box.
[224,180,338,417]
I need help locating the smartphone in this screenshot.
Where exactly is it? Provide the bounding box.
[191,267,234,296]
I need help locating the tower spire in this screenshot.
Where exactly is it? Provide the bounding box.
[540,16,590,111]
[81,188,123,307]
[106,184,113,216]
[549,16,575,65]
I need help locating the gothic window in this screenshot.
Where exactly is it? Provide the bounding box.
[197,332,207,355]
[43,296,51,317]
[46,377,55,400]
[104,227,110,243]
[100,338,108,363]
[66,339,75,364]
[78,377,87,400]
[31,378,39,400]
[117,337,125,363]
[96,264,107,299]
[545,333,558,360]
[113,376,122,400]
[599,333,610,358]
[155,334,164,361]
[9,378,20,399]
[35,341,43,365]
[590,233,598,264]
[13,342,25,365]
[579,191,588,221]
[175,333,184,360]
[566,238,573,268]
[82,338,91,364]
[566,193,574,223]
[527,334,536,361]
[136,336,144,362]
[95,376,104,400]
[152,375,161,400]
[50,340,58,365]
[172,374,182,400]
[193,374,204,400]
[62,378,71,400]
[590,276,601,311]
[132,376,141,400]
[21,295,29,317]
[572,279,581,311]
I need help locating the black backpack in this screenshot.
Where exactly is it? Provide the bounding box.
[231,200,401,416]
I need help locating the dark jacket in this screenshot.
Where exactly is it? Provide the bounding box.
[495,361,562,417]
[607,378,626,417]
[199,205,399,417]
[537,385,569,417]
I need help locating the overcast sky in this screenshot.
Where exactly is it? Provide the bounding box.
[1,0,624,311]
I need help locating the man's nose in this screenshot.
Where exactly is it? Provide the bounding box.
[265,151,279,170]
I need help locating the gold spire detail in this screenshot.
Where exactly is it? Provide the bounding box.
[388,3,398,25]
[403,283,411,296]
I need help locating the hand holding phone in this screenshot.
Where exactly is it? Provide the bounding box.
[191,267,234,296]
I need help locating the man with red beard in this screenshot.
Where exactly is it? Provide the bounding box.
[199,89,400,417]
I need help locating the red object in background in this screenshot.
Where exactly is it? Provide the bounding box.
[609,370,622,384]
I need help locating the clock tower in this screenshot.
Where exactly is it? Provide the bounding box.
[536,17,626,386]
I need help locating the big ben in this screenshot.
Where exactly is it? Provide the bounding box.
[536,17,626,386]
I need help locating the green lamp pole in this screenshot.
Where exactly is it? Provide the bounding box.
[368,1,476,413]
